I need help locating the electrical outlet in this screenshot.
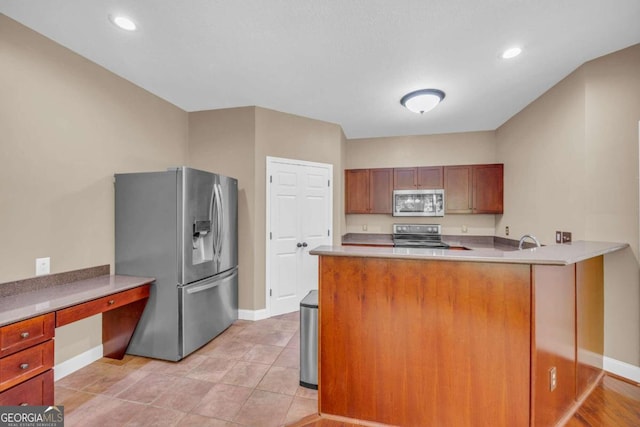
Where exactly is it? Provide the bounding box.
[362,224,368,231]
[556,231,562,243]
[549,366,557,391]
[505,226,509,236]
[561,231,572,243]
[462,225,468,233]
[35,257,50,276]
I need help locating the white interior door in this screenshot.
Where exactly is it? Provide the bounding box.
[267,157,332,316]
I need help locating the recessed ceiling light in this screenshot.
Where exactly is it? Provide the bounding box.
[109,15,137,31]
[400,89,446,114]
[501,47,522,59]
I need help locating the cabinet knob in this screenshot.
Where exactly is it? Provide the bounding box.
[20,332,30,339]
[302,242,308,247]
[19,363,29,370]
[108,300,115,305]
[296,243,302,248]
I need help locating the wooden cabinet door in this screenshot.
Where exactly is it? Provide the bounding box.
[0,371,53,406]
[0,314,54,358]
[369,168,393,213]
[418,166,444,189]
[444,166,472,213]
[393,168,417,189]
[473,164,503,213]
[345,169,370,213]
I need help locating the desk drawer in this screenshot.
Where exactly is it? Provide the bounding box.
[0,340,54,392]
[0,313,55,358]
[0,370,53,406]
[56,285,151,327]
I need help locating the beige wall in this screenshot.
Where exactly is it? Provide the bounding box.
[345,132,498,235]
[254,107,344,309]
[0,15,189,363]
[496,44,640,365]
[188,107,345,310]
[188,107,257,310]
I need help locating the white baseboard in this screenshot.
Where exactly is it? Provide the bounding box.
[604,356,640,383]
[238,308,269,321]
[54,345,103,381]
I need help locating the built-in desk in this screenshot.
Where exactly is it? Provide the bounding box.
[0,265,153,406]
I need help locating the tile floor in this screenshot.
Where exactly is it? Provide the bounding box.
[55,311,318,427]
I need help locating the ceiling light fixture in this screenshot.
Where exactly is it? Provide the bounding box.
[109,15,137,31]
[501,47,522,59]
[400,89,446,114]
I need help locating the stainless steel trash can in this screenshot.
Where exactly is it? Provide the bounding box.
[300,290,318,389]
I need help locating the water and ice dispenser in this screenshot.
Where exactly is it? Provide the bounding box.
[192,220,213,265]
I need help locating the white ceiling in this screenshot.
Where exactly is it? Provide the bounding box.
[2,1,639,139]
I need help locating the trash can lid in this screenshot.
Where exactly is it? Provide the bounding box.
[300,290,318,308]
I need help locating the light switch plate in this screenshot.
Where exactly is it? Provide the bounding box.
[556,231,562,243]
[35,257,50,276]
[561,231,572,243]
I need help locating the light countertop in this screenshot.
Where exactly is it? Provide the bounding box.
[342,233,394,246]
[0,275,154,327]
[312,240,628,266]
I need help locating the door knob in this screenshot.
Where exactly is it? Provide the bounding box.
[297,243,302,248]
[302,242,308,247]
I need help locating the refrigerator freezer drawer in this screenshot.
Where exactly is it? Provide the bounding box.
[179,268,238,358]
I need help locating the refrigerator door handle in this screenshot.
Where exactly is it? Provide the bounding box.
[214,183,224,262]
[185,268,236,294]
[210,184,219,261]
[187,280,220,294]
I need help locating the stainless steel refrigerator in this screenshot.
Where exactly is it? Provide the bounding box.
[114,167,238,361]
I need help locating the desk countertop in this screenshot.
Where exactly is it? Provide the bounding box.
[0,274,154,327]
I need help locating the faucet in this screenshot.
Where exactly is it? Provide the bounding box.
[518,234,541,250]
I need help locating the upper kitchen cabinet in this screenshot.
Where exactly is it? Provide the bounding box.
[418,166,444,189]
[345,169,370,213]
[473,164,503,214]
[393,167,443,190]
[444,164,503,214]
[345,168,393,214]
[444,166,473,213]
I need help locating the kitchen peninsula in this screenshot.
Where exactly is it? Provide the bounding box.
[310,241,626,427]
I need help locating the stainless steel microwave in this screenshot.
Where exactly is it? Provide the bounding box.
[392,189,445,217]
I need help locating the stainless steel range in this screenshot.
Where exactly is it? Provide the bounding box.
[392,224,450,249]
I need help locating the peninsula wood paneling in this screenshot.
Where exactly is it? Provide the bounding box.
[532,264,576,427]
[576,256,604,400]
[318,256,531,426]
